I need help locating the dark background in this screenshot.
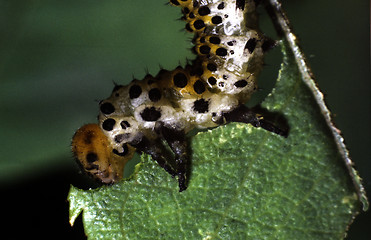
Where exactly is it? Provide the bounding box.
[0,0,369,239]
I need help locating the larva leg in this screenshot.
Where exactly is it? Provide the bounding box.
[223,104,288,137]
[157,124,189,192]
[129,135,177,177]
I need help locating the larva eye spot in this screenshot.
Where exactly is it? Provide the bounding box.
[71,124,135,184]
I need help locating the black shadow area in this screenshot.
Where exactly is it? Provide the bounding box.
[0,166,88,239]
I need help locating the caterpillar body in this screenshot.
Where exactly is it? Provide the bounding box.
[72,0,286,192]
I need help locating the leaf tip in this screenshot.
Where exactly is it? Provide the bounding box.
[68,185,86,227]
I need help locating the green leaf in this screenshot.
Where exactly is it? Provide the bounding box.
[68,39,365,239]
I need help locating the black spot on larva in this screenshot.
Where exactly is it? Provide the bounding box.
[193,1,198,7]
[183,7,190,14]
[114,133,131,143]
[199,45,211,54]
[207,63,217,71]
[211,16,222,24]
[199,37,205,43]
[148,88,162,102]
[227,41,235,46]
[114,134,123,143]
[209,36,221,44]
[234,80,248,88]
[193,99,209,113]
[102,118,116,131]
[208,77,217,85]
[198,6,210,16]
[120,120,130,129]
[112,144,129,157]
[193,19,205,30]
[83,131,94,144]
[193,80,206,94]
[129,84,142,99]
[219,82,225,87]
[218,2,225,9]
[170,0,179,6]
[245,38,257,54]
[236,0,245,10]
[100,102,115,115]
[173,72,188,88]
[86,152,98,163]
[223,75,228,80]
[140,107,161,121]
[189,12,195,19]
[216,47,228,56]
[230,50,234,54]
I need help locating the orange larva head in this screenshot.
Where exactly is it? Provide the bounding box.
[71,124,135,184]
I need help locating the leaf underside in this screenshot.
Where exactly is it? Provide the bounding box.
[69,42,361,239]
